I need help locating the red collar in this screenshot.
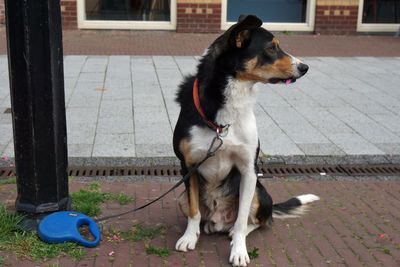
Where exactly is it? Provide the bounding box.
[193,78,228,134]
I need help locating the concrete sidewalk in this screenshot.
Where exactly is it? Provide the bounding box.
[0,55,400,163]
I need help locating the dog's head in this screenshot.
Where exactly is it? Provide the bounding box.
[205,15,308,84]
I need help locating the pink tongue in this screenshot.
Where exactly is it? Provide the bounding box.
[285,79,292,85]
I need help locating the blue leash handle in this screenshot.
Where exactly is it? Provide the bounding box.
[38,211,101,248]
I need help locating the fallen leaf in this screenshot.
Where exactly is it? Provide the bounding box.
[95,87,108,92]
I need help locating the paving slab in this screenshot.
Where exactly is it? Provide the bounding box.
[0,56,399,164]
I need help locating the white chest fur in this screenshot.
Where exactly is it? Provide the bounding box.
[188,79,259,182]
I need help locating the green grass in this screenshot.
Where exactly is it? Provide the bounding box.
[107,193,134,205]
[71,188,105,217]
[70,182,134,217]
[0,204,24,238]
[0,177,16,186]
[145,245,170,257]
[0,255,6,267]
[121,223,165,242]
[88,182,100,191]
[0,204,85,262]
[382,247,391,255]
[5,232,85,261]
[248,247,259,260]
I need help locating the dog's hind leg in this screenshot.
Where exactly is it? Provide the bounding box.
[244,224,260,236]
[230,223,259,238]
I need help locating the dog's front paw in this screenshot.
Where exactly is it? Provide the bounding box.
[229,234,249,266]
[175,231,200,252]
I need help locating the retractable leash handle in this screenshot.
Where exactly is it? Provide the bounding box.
[38,211,101,248]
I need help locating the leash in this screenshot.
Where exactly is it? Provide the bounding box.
[95,133,224,222]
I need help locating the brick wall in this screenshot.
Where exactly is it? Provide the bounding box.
[177,0,221,33]
[0,0,77,29]
[60,0,78,29]
[0,0,365,35]
[0,0,5,25]
[315,0,359,34]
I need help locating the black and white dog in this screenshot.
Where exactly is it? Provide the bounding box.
[173,15,319,266]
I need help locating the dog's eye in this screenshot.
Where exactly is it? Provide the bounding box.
[268,45,277,53]
[266,45,277,54]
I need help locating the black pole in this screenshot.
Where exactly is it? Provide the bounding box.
[5,0,69,227]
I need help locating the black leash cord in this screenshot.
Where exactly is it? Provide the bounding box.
[95,135,223,222]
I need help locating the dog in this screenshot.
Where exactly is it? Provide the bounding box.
[173,14,319,266]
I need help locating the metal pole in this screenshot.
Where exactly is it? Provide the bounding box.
[5,0,70,228]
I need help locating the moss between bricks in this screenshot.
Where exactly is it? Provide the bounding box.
[0,177,16,186]
[105,223,171,258]
[71,182,134,217]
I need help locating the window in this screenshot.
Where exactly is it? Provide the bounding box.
[222,0,316,31]
[78,0,176,30]
[357,0,400,31]
[362,0,400,23]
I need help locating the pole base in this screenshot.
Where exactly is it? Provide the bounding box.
[16,197,71,231]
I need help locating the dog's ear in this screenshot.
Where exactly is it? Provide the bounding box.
[207,15,262,58]
[228,14,263,49]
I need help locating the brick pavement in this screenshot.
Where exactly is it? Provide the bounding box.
[0,27,399,56]
[1,177,400,266]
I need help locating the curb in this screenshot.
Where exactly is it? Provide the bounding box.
[1,155,399,168]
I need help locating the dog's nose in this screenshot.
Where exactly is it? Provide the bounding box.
[297,63,309,75]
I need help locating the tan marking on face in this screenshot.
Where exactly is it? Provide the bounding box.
[235,35,242,48]
[237,55,293,83]
[237,57,269,83]
[235,30,250,48]
[245,57,258,69]
[272,37,280,46]
[266,55,292,75]
[253,55,293,82]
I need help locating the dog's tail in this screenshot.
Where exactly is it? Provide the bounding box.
[272,194,320,219]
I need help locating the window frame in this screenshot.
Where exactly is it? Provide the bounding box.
[221,0,316,31]
[77,0,177,30]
